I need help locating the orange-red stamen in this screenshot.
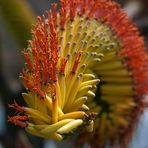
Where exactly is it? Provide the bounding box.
[8,116,28,128]
[8,100,24,113]
[22,49,33,70]
[71,53,81,74]
[60,58,67,75]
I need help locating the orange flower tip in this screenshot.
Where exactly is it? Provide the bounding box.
[34,88,46,99]
[71,53,82,74]
[69,1,76,21]
[8,100,24,113]
[60,58,68,75]
[8,116,28,128]
[22,49,33,70]
[51,2,58,15]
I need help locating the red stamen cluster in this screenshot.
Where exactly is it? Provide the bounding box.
[22,6,59,98]
[8,116,28,128]
[8,101,28,127]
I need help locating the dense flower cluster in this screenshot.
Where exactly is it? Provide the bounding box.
[8,0,148,147]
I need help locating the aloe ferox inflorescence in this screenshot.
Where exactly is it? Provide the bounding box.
[8,0,148,147]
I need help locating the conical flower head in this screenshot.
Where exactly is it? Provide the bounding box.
[8,0,148,147]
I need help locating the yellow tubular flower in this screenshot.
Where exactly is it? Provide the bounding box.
[8,0,148,147]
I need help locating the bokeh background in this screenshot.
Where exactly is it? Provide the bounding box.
[0,0,148,148]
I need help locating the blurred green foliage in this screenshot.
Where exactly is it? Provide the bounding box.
[0,0,36,47]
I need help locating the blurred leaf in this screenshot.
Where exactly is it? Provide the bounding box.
[0,0,36,47]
